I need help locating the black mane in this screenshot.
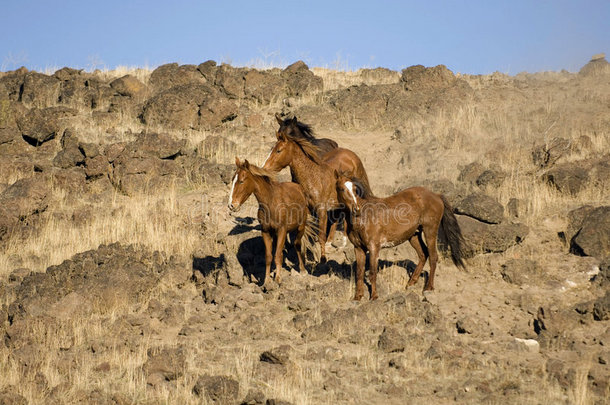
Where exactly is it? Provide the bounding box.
[280,117,316,141]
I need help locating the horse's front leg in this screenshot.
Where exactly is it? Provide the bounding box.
[273,227,288,284]
[353,246,366,301]
[368,244,379,300]
[261,230,273,284]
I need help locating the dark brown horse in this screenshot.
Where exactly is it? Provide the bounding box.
[229,157,312,284]
[262,118,370,263]
[335,172,466,300]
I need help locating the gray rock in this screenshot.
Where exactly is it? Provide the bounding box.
[455,192,504,224]
[378,326,405,353]
[193,375,240,403]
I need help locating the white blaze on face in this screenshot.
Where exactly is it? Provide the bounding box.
[344,181,358,207]
[229,174,238,206]
[262,148,273,167]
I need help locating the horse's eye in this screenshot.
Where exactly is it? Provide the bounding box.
[276,149,281,153]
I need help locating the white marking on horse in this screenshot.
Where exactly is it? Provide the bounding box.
[262,148,273,166]
[229,174,238,206]
[344,181,358,206]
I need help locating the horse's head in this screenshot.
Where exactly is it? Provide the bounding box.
[262,131,297,172]
[334,170,363,216]
[275,113,302,140]
[228,157,256,212]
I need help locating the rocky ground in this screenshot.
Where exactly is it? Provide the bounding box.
[0,56,608,404]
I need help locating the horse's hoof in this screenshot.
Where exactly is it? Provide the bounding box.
[352,295,363,301]
[370,294,378,301]
[320,256,327,264]
[423,285,434,292]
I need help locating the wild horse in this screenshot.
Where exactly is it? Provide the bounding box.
[335,171,466,300]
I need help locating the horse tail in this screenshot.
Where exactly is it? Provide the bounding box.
[438,195,466,269]
[301,212,320,260]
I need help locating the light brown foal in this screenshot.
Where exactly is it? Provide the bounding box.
[229,158,310,284]
[335,172,466,300]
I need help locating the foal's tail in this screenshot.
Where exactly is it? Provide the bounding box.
[301,214,320,259]
[438,195,467,269]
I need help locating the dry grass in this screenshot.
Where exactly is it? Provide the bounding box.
[1,65,608,404]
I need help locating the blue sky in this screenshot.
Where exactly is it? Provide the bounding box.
[1,1,608,74]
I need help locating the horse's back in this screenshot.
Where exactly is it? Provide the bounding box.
[323,147,370,187]
[391,187,444,213]
[277,181,308,205]
[314,138,338,156]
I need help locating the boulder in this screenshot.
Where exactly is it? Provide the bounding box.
[53,146,85,169]
[0,99,28,129]
[244,70,286,104]
[378,326,406,353]
[542,162,589,195]
[197,60,218,82]
[141,83,237,130]
[455,192,504,224]
[0,176,49,241]
[579,54,610,76]
[6,243,174,323]
[401,64,456,91]
[476,169,507,188]
[457,162,485,184]
[193,375,240,403]
[17,106,78,146]
[281,61,323,96]
[109,75,147,98]
[144,346,186,383]
[148,63,205,92]
[457,215,529,256]
[215,64,246,98]
[21,72,61,108]
[569,206,610,259]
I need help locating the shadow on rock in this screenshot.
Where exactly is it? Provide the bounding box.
[193,254,226,278]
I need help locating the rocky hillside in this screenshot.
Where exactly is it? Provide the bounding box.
[0,55,608,404]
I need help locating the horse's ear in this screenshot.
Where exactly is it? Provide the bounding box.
[275,113,283,125]
[243,159,250,169]
[333,169,339,179]
[235,156,241,166]
[291,116,298,126]
[277,132,286,141]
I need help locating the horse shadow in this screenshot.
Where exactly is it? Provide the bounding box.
[235,230,309,285]
[193,253,226,278]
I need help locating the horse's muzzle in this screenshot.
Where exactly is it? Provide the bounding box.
[228,203,240,212]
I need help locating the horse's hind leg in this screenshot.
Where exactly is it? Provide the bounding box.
[406,231,428,288]
[422,224,439,291]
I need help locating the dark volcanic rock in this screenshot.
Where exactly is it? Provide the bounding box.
[6,243,175,323]
[401,64,457,91]
[0,176,49,242]
[144,346,186,383]
[281,61,323,96]
[110,74,147,98]
[21,72,61,108]
[568,206,610,259]
[149,63,205,92]
[193,375,240,403]
[532,137,571,169]
[17,106,77,145]
[457,215,529,256]
[378,326,406,353]
[455,192,504,224]
[543,162,590,195]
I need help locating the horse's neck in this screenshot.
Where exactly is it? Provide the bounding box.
[290,147,326,192]
[251,176,274,208]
